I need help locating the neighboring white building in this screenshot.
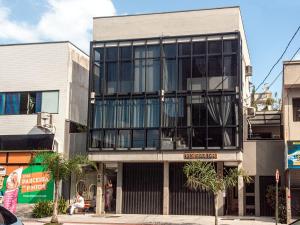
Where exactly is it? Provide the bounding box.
[0,41,89,203]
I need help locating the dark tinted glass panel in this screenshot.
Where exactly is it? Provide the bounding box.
[120,62,132,93]
[192,96,206,126]
[293,98,300,121]
[28,92,37,114]
[163,44,176,58]
[132,130,145,148]
[0,134,54,150]
[207,96,221,125]
[179,43,191,56]
[162,98,176,127]
[146,59,160,92]
[246,196,255,205]
[91,130,103,148]
[224,128,236,147]
[5,93,20,114]
[93,64,104,94]
[224,55,237,76]
[223,40,238,53]
[192,128,206,147]
[177,128,189,149]
[246,181,255,193]
[177,97,187,127]
[223,96,236,125]
[146,99,160,127]
[193,42,206,55]
[106,47,118,61]
[161,128,175,149]
[208,127,222,147]
[178,58,191,90]
[0,93,5,115]
[20,93,28,114]
[106,62,117,94]
[117,99,131,128]
[93,101,102,128]
[163,59,177,91]
[208,41,222,54]
[147,129,159,148]
[147,45,160,58]
[94,48,104,61]
[134,59,146,92]
[208,56,222,77]
[103,100,116,128]
[120,46,132,59]
[132,99,145,128]
[104,130,116,148]
[118,130,131,148]
[134,46,146,58]
[192,57,206,77]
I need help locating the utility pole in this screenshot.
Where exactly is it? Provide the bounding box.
[275,169,280,225]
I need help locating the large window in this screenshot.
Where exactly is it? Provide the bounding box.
[90,34,241,151]
[92,37,239,95]
[0,91,58,115]
[293,98,300,121]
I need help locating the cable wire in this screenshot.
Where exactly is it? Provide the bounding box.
[256,25,300,91]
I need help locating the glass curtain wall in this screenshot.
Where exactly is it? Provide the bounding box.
[90,34,240,151]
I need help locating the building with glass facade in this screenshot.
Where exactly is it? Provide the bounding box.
[87,7,283,216]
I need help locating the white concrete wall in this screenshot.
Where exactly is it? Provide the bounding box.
[0,42,89,153]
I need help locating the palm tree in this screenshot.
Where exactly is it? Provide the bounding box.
[34,152,91,224]
[183,161,250,225]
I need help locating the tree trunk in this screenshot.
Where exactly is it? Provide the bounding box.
[51,179,60,223]
[214,194,218,225]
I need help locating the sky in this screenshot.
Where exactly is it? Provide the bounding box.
[0,0,299,97]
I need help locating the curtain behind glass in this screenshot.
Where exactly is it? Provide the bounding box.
[146,59,160,92]
[118,130,131,148]
[93,101,103,129]
[207,96,222,125]
[5,93,20,114]
[223,96,233,146]
[118,99,131,128]
[163,59,177,91]
[134,46,146,92]
[0,93,5,115]
[146,99,160,127]
[103,100,116,128]
[104,130,116,148]
[162,98,176,127]
[132,99,145,128]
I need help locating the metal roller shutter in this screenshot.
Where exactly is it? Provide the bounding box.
[122,163,163,214]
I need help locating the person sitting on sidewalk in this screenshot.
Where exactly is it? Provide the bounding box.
[69,192,85,215]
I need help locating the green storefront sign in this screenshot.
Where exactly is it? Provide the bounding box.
[0,164,54,204]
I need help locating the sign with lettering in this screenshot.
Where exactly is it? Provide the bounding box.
[184,152,217,160]
[288,141,300,169]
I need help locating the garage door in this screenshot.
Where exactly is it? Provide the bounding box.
[169,163,214,215]
[122,163,163,214]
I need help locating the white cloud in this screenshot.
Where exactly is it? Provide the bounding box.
[0,0,116,52]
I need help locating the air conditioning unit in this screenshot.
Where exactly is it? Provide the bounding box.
[246,65,252,77]
[37,112,53,128]
[247,107,256,118]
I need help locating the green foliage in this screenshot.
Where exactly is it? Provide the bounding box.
[32,198,69,218]
[32,200,52,218]
[266,97,275,106]
[266,185,287,224]
[183,161,251,194]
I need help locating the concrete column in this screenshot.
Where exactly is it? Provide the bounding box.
[163,161,169,215]
[96,163,105,215]
[238,162,244,216]
[116,162,123,214]
[217,162,224,216]
[254,175,260,216]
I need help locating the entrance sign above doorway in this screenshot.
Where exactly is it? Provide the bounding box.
[184,152,218,160]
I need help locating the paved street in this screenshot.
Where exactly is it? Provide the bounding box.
[20,214,284,225]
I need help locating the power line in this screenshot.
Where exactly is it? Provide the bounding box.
[269,46,300,89]
[256,25,300,91]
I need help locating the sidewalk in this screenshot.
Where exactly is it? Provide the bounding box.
[22,214,284,225]
[16,205,284,225]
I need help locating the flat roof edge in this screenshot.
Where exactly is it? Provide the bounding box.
[0,41,89,57]
[93,6,240,19]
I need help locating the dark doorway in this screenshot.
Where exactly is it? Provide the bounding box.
[122,163,163,214]
[260,176,277,216]
[169,163,214,215]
